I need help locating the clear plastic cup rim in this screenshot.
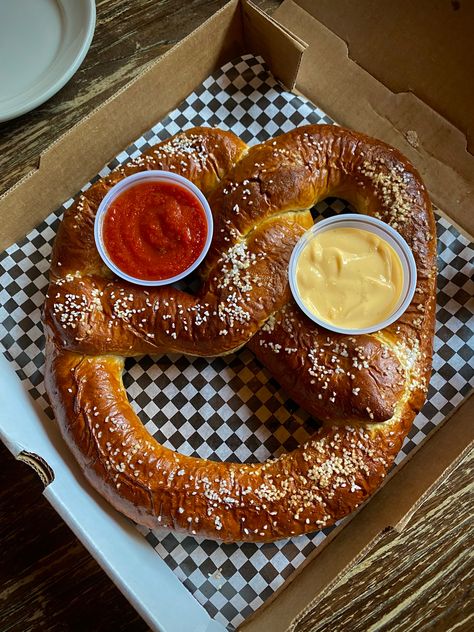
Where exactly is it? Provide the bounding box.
[288,214,417,335]
[94,171,214,287]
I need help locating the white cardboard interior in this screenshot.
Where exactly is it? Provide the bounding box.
[0,353,225,632]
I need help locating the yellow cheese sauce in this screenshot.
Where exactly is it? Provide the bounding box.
[296,227,404,329]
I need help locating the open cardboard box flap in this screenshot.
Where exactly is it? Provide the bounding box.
[291,0,474,148]
[274,0,474,237]
[0,2,472,631]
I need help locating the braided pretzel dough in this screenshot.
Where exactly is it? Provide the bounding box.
[44,125,436,542]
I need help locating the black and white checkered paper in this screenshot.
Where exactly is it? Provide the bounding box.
[1,56,473,630]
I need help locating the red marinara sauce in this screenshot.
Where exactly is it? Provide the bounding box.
[102,181,208,281]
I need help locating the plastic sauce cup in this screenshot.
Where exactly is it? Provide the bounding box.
[94,171,214,287]
[288,214,417,335]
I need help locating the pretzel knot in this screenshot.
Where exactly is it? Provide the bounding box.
[44,126,436,542]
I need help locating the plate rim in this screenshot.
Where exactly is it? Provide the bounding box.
[0,0,96,123]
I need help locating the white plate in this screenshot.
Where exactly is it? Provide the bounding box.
[0,0,96,122]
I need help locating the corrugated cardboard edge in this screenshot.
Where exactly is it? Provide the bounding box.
[17,451,55,486]
[242,1,306,89]
[274,0,474,237]
[0,0,306,251]
[240,394,473,632]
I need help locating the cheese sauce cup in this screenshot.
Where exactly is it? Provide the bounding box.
[289,214,417,335]
[94,171,213,287]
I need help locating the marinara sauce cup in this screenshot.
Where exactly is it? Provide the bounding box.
[94,171,213,287]
[288,214,417,335]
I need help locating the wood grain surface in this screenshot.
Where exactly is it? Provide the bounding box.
[294,448,474,632]
[0,1,472,631]
[1,443,472,631]
[0,0,278,197]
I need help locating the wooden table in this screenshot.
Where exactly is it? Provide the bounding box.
[0,1,472,630]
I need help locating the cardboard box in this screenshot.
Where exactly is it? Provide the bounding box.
[0,1,472,630]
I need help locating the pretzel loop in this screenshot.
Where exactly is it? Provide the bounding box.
[44,126,436,541]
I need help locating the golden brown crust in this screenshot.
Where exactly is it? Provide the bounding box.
[43,125,436,542]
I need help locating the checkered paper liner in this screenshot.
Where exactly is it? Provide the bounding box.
[1,55,473,630]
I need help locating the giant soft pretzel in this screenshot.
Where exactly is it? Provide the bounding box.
[44,125,436,542]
